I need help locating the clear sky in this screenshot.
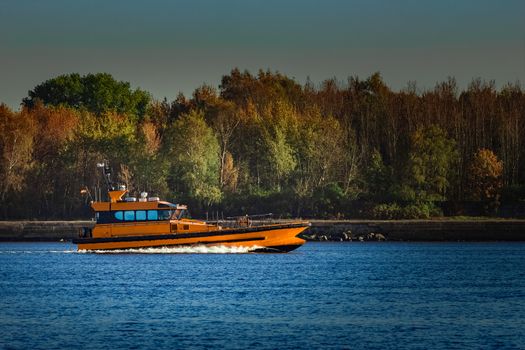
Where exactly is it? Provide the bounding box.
[1,0,524,109]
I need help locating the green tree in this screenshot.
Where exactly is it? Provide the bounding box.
[164,110,221,208]
[128,121,169,198]
[64,110,138,206]
[406,125,458,201]
[23,73,150,120]
[364,149,390,201]
[74,111,137,160]
[294,111,346,192]
[258,100,299,191]
[266,127,296,189]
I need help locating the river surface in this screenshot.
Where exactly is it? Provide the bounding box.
[1,242,524,349]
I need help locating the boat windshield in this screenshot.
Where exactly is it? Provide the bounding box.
[172,209,190,220]
[157,210,173,221]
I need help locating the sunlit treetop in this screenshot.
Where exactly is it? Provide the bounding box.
[22,73,151,120]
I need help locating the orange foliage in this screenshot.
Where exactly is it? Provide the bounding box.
[467,148,503,202]
[27,102,79,160]
[222,152,239,193]
[0,104,35,201]
[141,121,161,155]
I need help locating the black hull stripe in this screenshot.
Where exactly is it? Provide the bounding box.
[252,244,302,253]
[73,223,308,244]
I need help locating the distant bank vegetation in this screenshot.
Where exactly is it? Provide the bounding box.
[1,70,524,219]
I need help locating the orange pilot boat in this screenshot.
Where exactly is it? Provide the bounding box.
[73,163,308,252]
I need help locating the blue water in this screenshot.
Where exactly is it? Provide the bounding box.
[1,242,525,350]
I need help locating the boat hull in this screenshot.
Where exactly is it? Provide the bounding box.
[73,223,308,252]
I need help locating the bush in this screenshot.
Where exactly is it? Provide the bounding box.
[368,202,443,219]
[399,204,429,219]
[401,202,443,219]
[311,183,346,218]
[370,203,402,219]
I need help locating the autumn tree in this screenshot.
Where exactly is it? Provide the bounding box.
[220,68,304,107]
[221,152,239,193]
[0,104,35,217]
[146,98,172,137]
[467,148,503,214]
[26,104,79,217]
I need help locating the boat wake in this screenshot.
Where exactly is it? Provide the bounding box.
[0,249,77,254]
[79,245,261,254]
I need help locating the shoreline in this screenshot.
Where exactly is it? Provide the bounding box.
[305,219,525,241]
[1,219,525,242]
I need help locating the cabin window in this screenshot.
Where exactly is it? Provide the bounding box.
[158,210,172,221]
[114,211,124,221]
[136,210,146,221]
[124,211,135,221]
[96,212,114,223]
[147,210,158,221]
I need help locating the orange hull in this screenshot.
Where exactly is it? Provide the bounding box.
[73,223,308,252]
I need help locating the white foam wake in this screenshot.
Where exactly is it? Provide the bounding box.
[79,245,261,254]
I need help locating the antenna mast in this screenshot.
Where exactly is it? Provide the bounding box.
[97,161,115,191]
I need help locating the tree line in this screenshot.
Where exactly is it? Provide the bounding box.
[1,70,524,219]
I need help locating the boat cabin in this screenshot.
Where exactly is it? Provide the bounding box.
[91,189,189,224]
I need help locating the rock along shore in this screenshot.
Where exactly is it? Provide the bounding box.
[1,219,525,242]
